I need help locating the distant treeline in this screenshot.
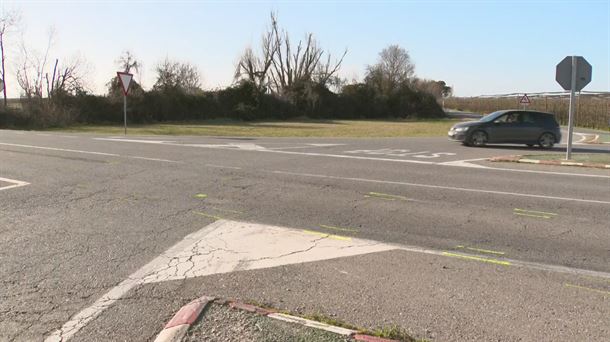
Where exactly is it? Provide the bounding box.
[445,95,610,130]
[0,13,450,129]
[0,80,445,128]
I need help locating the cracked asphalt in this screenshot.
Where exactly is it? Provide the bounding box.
[0,129,608,341]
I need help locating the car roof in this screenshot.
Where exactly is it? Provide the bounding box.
[499,109,556,116]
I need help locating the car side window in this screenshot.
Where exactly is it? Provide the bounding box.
[521,113,536,123]
[494,114,509,123]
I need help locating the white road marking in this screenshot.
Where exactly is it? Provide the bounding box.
[0,142,180,163]
[0,142,119,157]
[45,220,394,341]
[47,218,610,341]
[0,177,30,191]
[98,139,437,164]
[307,143,346,147]
[205,164,242,170]
[128,156,182,163]
[94,138,175,144]
[270,170,610,205]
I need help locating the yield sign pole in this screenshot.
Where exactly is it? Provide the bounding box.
[117,72,133,135]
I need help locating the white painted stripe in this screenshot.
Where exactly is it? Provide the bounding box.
[128,156,182,163]
[205,164,242,170]
[94,138,175,144]
[270,170,610,205]
[0,142,119,156]
[267,313,357,336]
[0,142,180,163]
[0,177,30,191]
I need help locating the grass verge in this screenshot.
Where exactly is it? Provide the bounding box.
[48,118,456,138]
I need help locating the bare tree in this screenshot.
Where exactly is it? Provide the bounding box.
[153,58,201,94]
[365,45,415,95]
[234,13,346,96]
[117,50,140,74]
[16,30,85,99]
[45,55,86,97]
[16,29,55,98]
[0,10,20,107]
[107,51,143,97]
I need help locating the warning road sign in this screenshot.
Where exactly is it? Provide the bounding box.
[519,94,531,105]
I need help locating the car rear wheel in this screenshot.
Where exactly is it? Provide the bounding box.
[469,130,488,147]
[526,144,535,147]
[538,133,555,149]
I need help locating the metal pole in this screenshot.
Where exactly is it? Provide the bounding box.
[566,56,577,160]
[123,94,127,135]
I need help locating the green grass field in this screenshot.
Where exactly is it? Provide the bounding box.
[50,119,457,138]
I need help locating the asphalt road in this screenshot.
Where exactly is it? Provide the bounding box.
[0,129,608,341]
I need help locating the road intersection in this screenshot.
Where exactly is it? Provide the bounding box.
[1,129,608,341]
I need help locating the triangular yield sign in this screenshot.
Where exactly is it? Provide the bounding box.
[117,72,133,95]
[519,94,531,104]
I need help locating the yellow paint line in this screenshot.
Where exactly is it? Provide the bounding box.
[193,211,224,221]
[514,208,557,216]
[318,224,359,232]
[367,192,409,201]
[442,252,511,266]
[302,229,352,241]
[565,283,610,296]
[455,245,505,255]
[195,194,208,199]
[364,195,395,201]
[513,212,551,219]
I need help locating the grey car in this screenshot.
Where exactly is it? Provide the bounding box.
[448,110,562,148]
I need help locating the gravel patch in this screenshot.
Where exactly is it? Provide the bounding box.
[184,303,350,342]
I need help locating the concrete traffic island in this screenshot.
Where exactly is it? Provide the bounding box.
[490,154,610,169]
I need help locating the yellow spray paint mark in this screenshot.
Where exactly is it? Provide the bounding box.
[513,208,557,219]
[318,224,359,233]
[455,245,505,255]
[442,252,511,266]
[193,211,224,221]
[302,230,352,241]
[194,194,208,199]
[565,283,610,296]
[366,192,410,201]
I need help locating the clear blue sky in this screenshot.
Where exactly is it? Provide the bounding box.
[3,0,609,97]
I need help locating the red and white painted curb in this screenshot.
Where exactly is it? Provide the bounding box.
[154,296,214,342]
[154,296,400,342]
[490,155,610,169]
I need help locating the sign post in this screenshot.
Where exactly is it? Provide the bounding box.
[117,72,134,135]
[556,56,592,160]
[519,94,530,109]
